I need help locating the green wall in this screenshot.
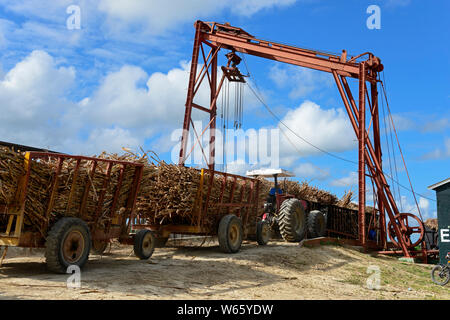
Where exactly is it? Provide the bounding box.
[436,184,450,264]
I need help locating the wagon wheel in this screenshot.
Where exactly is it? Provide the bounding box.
[218,215,243,253]
[388,213,424,249]
[91,240,109,255]
[45,217,91,273]
[134,229,155,260]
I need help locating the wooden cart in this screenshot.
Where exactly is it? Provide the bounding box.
[132,168,261,253]
[0,151,144,272]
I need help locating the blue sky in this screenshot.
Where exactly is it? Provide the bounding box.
[0,0,448,220]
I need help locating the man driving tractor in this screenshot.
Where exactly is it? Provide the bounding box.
[246,168,327,245]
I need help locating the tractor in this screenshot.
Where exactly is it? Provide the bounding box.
[246,169,327,245]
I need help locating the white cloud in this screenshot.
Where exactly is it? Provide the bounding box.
[1,0,298,36]
[419,197,429,212]
[269,64,332,99]
[389,113,415,131]
[78,127,142,155]
[388,113,449,133]
[98,0,297,35]
[398,195,436,221]
[0,19,14,49]
[0,50,77,149]
[0,50,190,154]
[0,0,73,23]
[279,155,298,168]
[0,50,263,157]
[73,61,211,154]
[232,0,297,16]
[330,171,358,187]
[421,138,450,160]
[293,162,330,181]
[422,118,449,133]
[278,100,356,158]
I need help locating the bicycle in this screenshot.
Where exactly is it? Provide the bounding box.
[431,252,450,286]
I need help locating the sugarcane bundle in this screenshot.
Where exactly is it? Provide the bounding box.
[336,190,356,209]
[134,154,267,227]
[135,159,201,226]
[45,152,147,230]
[0,148,144,236]
[253,178,338,205]
[0,147,27,205]
[282,180,338,205]
[424,218,438,231]
[0,148,53,234]
[24,158,53,233]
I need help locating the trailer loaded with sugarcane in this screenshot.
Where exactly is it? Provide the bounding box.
[132,162,262,255]
[0,145,268,272]
[0,146,145,273]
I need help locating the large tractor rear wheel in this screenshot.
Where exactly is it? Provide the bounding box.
[45,217,91,273]
[218,215,243,253]
[278,198,306,242]
[307,210,326,238]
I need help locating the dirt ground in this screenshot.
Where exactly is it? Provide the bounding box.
[0,238,448,300]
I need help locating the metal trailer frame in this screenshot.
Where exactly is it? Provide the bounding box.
[0,151,144,248]
[132,168,260,240]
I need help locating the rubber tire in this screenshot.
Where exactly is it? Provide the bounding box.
[307,210,326,238]
[45,217,91,274]
[278,198,306,242]
[218,215,243,253]
[256,220,271,245]
[431,264,450,286]
[134,229,156,260]
[91,240,108,255]
[154,237,169,248]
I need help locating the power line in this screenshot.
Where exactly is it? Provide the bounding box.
[239,53,435,203]
[246,81,358,165]
[245,73,437,203]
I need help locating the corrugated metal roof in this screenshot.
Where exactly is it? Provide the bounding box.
[428,178,450,190]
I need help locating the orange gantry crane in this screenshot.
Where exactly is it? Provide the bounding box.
[178,20,426,258]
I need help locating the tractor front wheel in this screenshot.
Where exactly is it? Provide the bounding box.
[256,220,271,245]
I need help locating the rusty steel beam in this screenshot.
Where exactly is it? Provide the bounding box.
[79,160,97,218]
[65,158,81,215]
[203,33,360,78]
[179,22,202,166]
[371,79,387,249]
[94,162,113,221]
[358,63,367,248]
[333,71,411,257]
